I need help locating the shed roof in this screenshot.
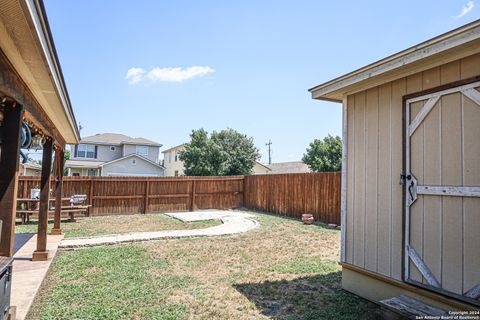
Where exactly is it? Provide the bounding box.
[309,19,480,102]
[80,133,162,147]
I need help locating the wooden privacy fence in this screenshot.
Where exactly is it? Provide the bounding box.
[17,176,244,215]
[17,172,341,224]
[244,172,341,225]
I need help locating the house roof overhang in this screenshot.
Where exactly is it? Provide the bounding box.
[0,0,79,144]
[161,144,186,153]
[100,154,165,169]
[255,161,272,171]
[65,160,104,169]
[309,19,480,103]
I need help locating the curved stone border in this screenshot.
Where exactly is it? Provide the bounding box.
[59,210,259,249]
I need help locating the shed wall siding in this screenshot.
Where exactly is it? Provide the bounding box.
[344,53,480,281]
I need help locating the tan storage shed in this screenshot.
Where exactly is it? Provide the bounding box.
[310,20,480,311]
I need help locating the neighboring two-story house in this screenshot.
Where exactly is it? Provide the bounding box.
[65,133,165,177]
[162,144,186,176]
[162,143,271,176]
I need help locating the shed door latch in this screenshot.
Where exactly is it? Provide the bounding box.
[406,173,418,206]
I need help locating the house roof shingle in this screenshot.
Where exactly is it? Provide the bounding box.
[267,162,312,174]
[80,133,161,146]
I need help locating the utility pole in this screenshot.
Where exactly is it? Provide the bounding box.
[265,140,272,164]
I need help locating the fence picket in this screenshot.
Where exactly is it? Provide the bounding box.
[17,173,341,224]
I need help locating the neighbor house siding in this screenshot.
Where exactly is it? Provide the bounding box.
[96,145,123,162]
[163,148,185,177]
[70,144,122,162]
[69,168,100,176]
[101,157,164,176]
[123,144,160,163]
[252,162,271,175]
[344,52,480,281]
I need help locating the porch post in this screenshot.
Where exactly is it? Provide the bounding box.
[51,148,64,235]
[0,102,24,257]
[32,138,53,261]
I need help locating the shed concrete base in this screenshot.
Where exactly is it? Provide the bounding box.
[342,264,477,313]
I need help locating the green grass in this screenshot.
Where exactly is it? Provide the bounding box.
[267,256,339,274]
[29,211,377,320]
[15,213,220,238]
[30,246,191,320]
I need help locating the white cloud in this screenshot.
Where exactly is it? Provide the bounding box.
[454,1,474,18]
[125,67,146,85]
[148,66,215,82]
[125,66,215,85]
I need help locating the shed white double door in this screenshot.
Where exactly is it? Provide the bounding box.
[404,80,480,306]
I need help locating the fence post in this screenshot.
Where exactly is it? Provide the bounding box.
[88,177,94,215]
[190,179,196,211]
[143,179,150,214]
[22,177,28,199]
[241,177,246,208]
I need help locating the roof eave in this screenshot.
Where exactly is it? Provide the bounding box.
[27,0,80,143]
[99,154,163,168]
[161,143,187,153]
[122,142,162,147]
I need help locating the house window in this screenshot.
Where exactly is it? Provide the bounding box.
[72,172,80,177]
[87,169,97,176]
[136,146,148,156]
[132,159,137,165]
[175,151,179,162]
[77,144,96,158]
[174,170,179,177]
[110,146,116,151]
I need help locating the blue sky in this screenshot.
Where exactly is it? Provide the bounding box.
[44,0,479,163]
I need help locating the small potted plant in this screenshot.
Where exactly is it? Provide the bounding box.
[302,214,314,225]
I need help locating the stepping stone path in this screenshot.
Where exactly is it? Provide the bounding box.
[59,210,259,249]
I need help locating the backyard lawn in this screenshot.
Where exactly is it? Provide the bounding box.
[15,213,220,238]
[27,211,377,320]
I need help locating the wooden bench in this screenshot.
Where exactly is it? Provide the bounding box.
[379,295,449,319]
[16,195,91,224]
[16,206,91,223]
[66,195,90,221]
[61,205,91,222]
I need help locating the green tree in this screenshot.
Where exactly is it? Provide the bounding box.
[180,128,260,176]
[302,135,342,172]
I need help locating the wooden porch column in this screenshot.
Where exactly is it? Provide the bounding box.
[51,148,64,235]
[0,102,24,257]
[32,138,53,261]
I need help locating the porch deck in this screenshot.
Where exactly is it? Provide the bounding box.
[11,233,64,320]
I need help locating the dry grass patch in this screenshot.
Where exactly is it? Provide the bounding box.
[28,211,377,320]
[141,212,375,319]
